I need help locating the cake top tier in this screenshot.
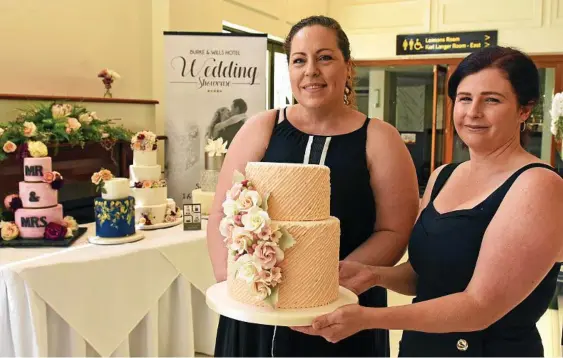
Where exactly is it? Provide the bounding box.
[131,130,157,152]
[101,178,131,200]
[244,162,331,221]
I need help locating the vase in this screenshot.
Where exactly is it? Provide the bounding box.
[103,88,113,98]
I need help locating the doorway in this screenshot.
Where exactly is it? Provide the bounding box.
[356,55,563,192]
[356,64,448,192]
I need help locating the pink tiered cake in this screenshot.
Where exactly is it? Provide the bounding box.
[15,157,64,238]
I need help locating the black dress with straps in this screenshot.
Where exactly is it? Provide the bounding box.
[214,108,390,357]
[399,162,561,357]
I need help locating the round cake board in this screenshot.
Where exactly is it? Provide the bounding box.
[88,232,145,245]
[136,216,183,231]
[205,281,358,327]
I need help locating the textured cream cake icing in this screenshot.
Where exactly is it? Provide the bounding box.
[244,162,331,221]
[226,162,340,309]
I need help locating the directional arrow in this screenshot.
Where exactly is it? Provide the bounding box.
[485,42,490,47]
[485,34,490,40]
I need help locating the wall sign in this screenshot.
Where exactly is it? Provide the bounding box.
[396,30,498,55]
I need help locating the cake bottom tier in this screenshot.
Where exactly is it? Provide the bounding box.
[192,189,214,216]
[94,197,136,238]
[227,216,340,309]
[135,203,167,225]
[15,204,64,239]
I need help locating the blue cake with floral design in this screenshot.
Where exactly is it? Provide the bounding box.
[92,172,135,238]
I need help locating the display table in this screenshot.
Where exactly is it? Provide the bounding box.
[0,222,219,357]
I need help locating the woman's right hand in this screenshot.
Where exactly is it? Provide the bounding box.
[338,260,378,296]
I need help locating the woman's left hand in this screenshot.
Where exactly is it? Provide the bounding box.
[291,304,368,343]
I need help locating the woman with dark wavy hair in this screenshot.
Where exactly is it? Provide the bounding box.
[206,15,419,356]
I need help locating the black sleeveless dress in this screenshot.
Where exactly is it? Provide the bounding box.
[399,162,561,357]
[214,108,390,357]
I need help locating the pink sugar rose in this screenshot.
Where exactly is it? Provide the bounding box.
[253,241,284,270]
[233,214,243,227]
[99,169,113,181]
[91,172,102,185]
[43,171,55,184]
[257,224,281,243]
[227,183,243,201]
[142,180,153,188]
[270,267,282,287]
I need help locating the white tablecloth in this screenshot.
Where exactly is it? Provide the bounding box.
[0,222,219,357]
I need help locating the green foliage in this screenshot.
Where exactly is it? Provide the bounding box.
[0,102,134,161]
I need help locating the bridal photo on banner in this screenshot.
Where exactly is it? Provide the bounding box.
[163,32,268,207]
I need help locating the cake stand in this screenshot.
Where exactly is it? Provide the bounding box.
[136,216,183,231]
[88,232,145,245]
[205,281,358,327]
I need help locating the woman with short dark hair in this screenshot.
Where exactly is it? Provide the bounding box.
[295,46,563,356]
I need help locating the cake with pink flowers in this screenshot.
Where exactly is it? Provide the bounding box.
[221,162,340,309]
[1,141,79,242]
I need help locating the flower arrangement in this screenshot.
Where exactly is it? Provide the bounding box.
[205,137,228,157]
[164,206,181,223]
[0,102,133,162]
[98,68,121,98]
[133,179,167,189]
[131,130,157,151]
[550,92,563,141]
[138,212,155,226]
[220,170,295,306]
[91,168,114,194]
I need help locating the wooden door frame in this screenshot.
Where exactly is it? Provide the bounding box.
[355,55,563,165]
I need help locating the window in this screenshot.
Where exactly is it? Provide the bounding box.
[223,24,292,110]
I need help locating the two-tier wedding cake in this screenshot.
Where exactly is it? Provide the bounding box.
[222,162,340,309]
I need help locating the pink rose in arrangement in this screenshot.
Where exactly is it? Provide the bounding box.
[66,117,81,132]
[3,141,17,153]
[99,169,113,182]
[253,241,284,270]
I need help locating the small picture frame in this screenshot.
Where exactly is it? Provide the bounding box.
[183,203,202,230]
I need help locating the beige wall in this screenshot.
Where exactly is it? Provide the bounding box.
[329,0,563,60]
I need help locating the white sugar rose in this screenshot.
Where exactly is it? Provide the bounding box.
[236,254,261,284]
[251,280,272,300]
[229,227,254,254]
[1,222,19,241]
[63,216,78,231]
[241,206,270,233]
[253,241,284,270]
[236,189,262,211]
[222,198,238,217]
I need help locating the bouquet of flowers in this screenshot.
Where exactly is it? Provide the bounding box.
[0,102,133,162]
[220,170,295,306]
[131,130,157,151]
[98,68,121,97]
[550,92,563,158]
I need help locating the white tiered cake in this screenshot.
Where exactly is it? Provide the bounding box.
[192,137,228,216]
[130,131,180,227]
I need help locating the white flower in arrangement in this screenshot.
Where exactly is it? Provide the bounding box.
[0,128,4,137]
[236,254,262,284]
[204,137,228,157]
[550,92,563,141]
[241,206,270,233]
[51,104,73,119]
